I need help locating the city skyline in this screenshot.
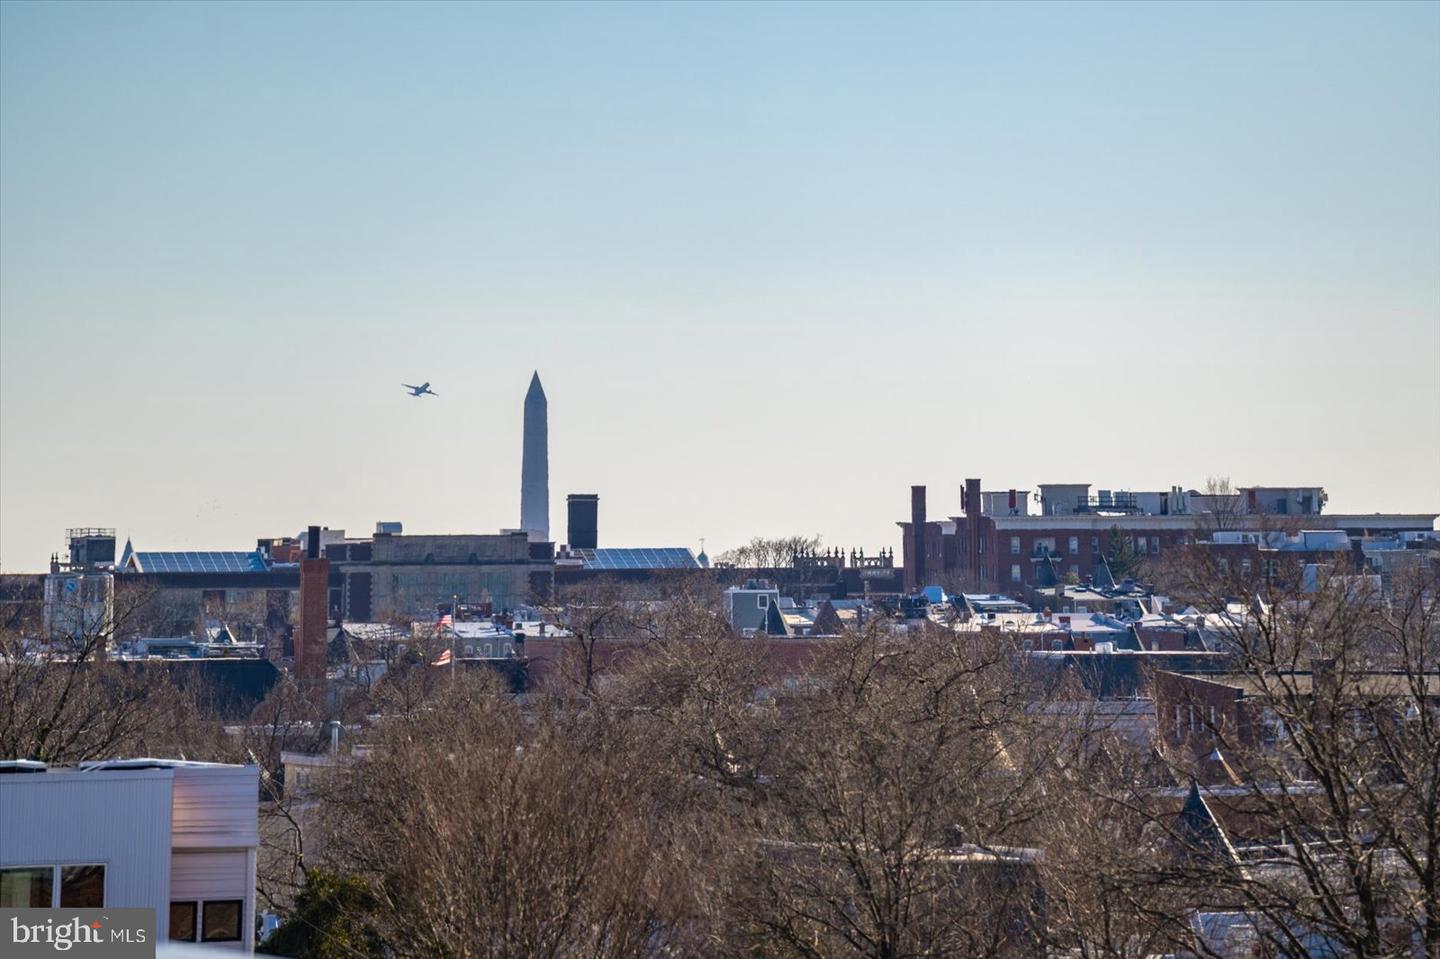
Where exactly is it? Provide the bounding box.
[2,1,1438,570]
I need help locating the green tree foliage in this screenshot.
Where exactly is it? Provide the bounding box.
[258,870,381,959]
[1104,525,1145,581]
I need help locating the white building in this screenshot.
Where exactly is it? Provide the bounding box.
[0,760,259,952]
[42,571,114,645]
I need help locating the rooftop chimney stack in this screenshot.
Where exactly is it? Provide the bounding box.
[567,494,599,550]
[297,525,329,684]
[910,485,927,590]
[965,478,982,517]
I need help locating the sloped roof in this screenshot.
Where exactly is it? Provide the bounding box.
[1175,781,1241,864]
[126,550,267,574]
[573,548,699,570]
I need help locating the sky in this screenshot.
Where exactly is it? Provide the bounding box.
[1,0,1438,571]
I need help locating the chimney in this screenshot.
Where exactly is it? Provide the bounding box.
[297,524,329,684]
[566,494,599,550]
[910,485,927,590]
[964,478,984,589]
[965,478,982,518]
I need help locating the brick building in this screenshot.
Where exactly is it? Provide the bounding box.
[900,479,1437,594]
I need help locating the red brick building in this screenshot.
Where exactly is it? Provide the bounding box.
[901,480,1195,593]
[900,479,1436,594]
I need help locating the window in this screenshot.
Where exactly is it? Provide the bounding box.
[202,900,243,943]
[1068,536,1079,555]
[59,865,103,907]
[1010,564,1022,583]
[1218,558,1230,574]
[1241,559,1253,577]
[0,867,52,908]
[0,865,103,908]
[1010,537,1020,555]
[170,902,198,942]
[1090,536,1100,552]
[756,594,769,609]
[171,899,243,943]
[1149,536,1160,555]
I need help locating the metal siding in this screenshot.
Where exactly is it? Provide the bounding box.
[169,765,259,951]
[169,850,247,900]
[171,766,261,849]
[0,770,172,926]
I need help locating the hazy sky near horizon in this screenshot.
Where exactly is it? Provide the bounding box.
[2,0,1438,571]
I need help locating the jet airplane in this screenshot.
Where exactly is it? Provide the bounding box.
[402,382,438,397]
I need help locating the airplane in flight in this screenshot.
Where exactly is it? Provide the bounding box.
[402,382,439,397]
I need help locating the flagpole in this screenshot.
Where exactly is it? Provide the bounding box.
[450,593,457,685]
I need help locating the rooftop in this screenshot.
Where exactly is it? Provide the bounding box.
[574,547,700,570]
[125,550,268,574]
[1181,671,1440,699]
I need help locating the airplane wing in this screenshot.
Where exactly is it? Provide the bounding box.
[419,382,429,390]
[426,389,439,396]
[402,383,419,390]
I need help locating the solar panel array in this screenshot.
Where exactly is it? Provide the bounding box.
[575,548,699,570]
[134,551,268,574]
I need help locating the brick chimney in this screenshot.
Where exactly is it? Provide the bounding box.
[964,478,983,588]
[910,485,927,591]
[297,525,329,684]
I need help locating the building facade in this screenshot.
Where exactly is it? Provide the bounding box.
[0,760,260,951]
[900,479,1437,594]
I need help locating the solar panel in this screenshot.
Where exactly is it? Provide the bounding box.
[134,551,267,574]
[575,548,699,570]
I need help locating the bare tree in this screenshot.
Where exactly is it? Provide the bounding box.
[311,673,681,958]
[0,584,217,762]
[708,623,1057,957]
[1148,549,1440,956]
[715,534,824,569]
[1200,476,1248,532]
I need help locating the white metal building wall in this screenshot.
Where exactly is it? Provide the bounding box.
[0,769,173,932]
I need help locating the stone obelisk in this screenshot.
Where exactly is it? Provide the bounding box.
[520,371,549,541]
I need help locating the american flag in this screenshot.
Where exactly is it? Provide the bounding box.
[438,613,454,627]
[431,648,452,667]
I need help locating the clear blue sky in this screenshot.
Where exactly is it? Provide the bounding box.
[2,0,1437,570]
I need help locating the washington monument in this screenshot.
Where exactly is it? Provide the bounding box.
[521,371,549,540]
